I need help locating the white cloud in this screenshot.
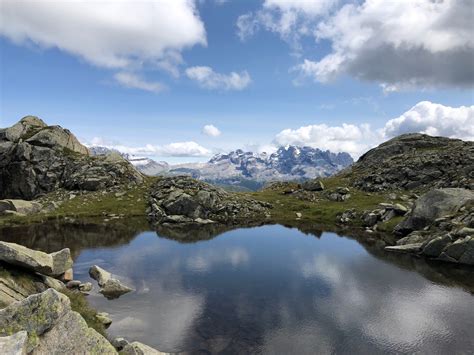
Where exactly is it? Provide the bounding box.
[185,66,251,90]
[87,140,211,157]
[273,101,474,158]
[202,124,222,137]
[274,122,379,158]
[114,72,166,93]
[237,0,337,42]
[383,101,474,140]
[0,0,206,70]
[295,0,474,89]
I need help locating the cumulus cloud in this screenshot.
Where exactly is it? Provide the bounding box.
[114,72,166,93]
[273,101,474,158]
[383,101,474,140]
[87,140,211,158]
[202,124,222,137]
[0,0,206,70]
[185,66,251,90]
[295,0,474,89]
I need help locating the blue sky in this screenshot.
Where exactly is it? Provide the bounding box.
[1,0,473,162]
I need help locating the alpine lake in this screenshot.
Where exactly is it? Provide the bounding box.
[1,219,473,354]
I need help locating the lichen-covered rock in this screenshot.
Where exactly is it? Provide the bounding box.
[148,176,271,225]
[0,116,143,200]
[0,242,72,277]
[0,331,28,355]
[0,289,116,354]
[395,188,474,236]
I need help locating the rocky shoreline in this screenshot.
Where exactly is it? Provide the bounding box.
[0,242,165,354]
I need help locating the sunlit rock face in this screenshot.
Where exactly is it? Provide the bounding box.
[0,116,143,200]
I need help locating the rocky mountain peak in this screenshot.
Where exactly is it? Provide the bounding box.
[346,133,473,191]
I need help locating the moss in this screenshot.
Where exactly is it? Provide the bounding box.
[60,289,106,337]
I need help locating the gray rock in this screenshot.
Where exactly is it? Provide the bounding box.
[0,289,116,354]
[395,188,474,236]
[66,280,81,289]
[454,227,474,237]
[385,243,423,253]
[0,331,28,355]
[89,265,111,287]
[122,341,166,354]
[95,312,112,328]
[421,235,452,257]
[79,282,93,292]
[302,179,324,191]
[26,125,90,155]
[111,337,129,351]
[0,200,41,215]
[148,176,271,225]
[99,278,134,300]
[458,238,474,265]
[89,265,133,299]
[444,237,472,260]
[0,242,72,277]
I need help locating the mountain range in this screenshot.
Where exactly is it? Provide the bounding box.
[90,145,353,190]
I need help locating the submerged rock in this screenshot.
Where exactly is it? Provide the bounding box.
[0,242,72,277]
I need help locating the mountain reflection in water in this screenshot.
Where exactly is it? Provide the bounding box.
[1,220,473,354]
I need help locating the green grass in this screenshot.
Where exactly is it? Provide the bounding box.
[60,289,106,336]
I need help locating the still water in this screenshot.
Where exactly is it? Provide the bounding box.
[2,222,474,354]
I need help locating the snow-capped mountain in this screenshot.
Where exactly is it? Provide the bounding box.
[172,146,353,181]
[90,145,353,189]
[89,146,169,175]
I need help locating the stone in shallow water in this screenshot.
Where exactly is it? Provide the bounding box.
[385,243,423,253]
[122,341,167,354]
[0,242,72,277]
[89,265,134,299]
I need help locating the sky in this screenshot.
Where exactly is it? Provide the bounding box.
[1,0,473,163]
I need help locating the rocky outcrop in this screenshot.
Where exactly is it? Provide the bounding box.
[0,116,143,200]
[386,188,474,265]
[0,242,72,277]
[395,188,474,235]
[121,341,167,354]
[0,289,116,354]
[89,265,134,299]
[344,134,474,191]
[148,176,272,225]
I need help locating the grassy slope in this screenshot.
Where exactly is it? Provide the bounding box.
[0,175,406,233]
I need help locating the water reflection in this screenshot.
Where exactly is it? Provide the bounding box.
[1,221,473,353]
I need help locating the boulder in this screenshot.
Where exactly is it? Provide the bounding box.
[395,188,474,236]
[0,242,72,277]
[444,237,472,260]
[421,235,452,257]
[89,265,111,287]
[26,125,89,156]
[301,179,324,191]
[122,341,166,355]
[89,265,133,299]
[458,238,474,265]
[0,289,116,354]
[0,116,47,143]
[0,331,28,355]
[95,312,112,328]
[111,337,129,351]
[0,200,41,215]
